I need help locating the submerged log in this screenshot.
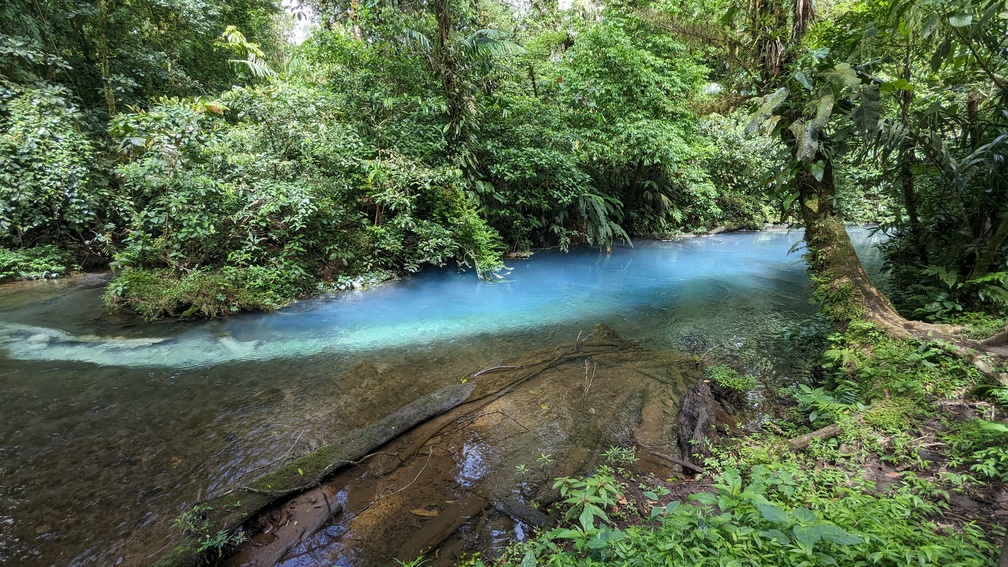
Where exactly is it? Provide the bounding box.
[494,495,549,527]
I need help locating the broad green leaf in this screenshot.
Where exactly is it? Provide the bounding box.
[791,507,819,525]
[931,37,953,72]
[804,194,820,213]
[746,87,789,134]
[817,524,863,545]
[782,192,798,211]
[922,14,939,37]
[690,492,718,505]
[980,421,1008,433]
[756,502,790,524]
[792,524,822,549]
[881,78,913,92]
[791,120,818,164]
[520,550,537,567]
[552,528,582,540]
[949,12,973,26]
[793,71,813,91]
[824,63,860,89]
[812,93,834,129]
[759,529,790,545]
[809,160,825,182]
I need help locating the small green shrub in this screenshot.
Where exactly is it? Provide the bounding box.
[497,464,995,566]
[0,245,77,282]
[706,364,757,395]
[944,419,1008,483]
[104,266,298,319]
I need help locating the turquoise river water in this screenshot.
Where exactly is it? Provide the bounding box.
[0,229,885,566]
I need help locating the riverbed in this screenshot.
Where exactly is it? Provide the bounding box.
[0,229,885,565]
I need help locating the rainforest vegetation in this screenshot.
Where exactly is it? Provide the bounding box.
[3,0,1008,564]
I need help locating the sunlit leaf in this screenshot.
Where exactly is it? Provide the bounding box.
[948,12,973,27]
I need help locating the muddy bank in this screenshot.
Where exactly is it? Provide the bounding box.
[162,327,706,566]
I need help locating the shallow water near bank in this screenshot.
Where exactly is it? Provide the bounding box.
[0,229,885,566]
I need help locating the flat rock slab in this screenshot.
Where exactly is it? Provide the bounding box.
[225,330,701,566]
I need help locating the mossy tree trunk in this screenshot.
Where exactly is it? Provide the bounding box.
[797,161,902,330]
[796,160,1008,380]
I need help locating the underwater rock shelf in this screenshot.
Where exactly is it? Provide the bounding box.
[158,327,704,567]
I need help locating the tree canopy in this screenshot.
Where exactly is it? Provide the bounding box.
[0,0,1005,327]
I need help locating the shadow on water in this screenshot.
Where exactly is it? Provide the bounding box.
[0,229,887,566]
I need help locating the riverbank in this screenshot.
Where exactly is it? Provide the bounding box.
[158,318,1008,567]
[474,319,1008,567]
[0,223,818,322]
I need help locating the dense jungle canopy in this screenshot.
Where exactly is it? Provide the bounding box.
[2,0,1004,325]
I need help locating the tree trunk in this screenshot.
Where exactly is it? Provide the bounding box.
[97,0,116,116]
[797,161,903,330]
[794,162,1008,382]
[969,212,1008,280]
[433,0,466,159]
[898,46,926,262]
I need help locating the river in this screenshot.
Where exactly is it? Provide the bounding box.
[0,229,885,566]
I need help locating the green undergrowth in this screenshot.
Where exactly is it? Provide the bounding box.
[468,458,998,567]
[0,245,78,282]
[103,266,304,319]
[460,318,1006,567]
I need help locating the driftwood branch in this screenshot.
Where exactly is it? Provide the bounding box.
[651,451,704,474]
[473,365,521,377]
[787,423,842,451]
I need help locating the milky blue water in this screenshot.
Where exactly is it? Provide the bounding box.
[0,228,885,566]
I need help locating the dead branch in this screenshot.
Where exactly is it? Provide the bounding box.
[787,423,842,451]
[651,451,705,474]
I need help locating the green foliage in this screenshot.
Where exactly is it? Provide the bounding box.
[105,81,503,317]
[501,463,994,566]
[173,504,247,558]
[0,84,108,247]
[104,266,298,319]
[602,446,638,466]
[552,472,624,532]
[847,0,1008,319]
[823,324,983,401]
[0,244,77,282]
[0,0,284,114]
[693,114,784,227]
[706,364,758,395]
[944,419,1008,483]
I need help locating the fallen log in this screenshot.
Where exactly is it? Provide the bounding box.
[651,451,704,474]
[787,423,842,451]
